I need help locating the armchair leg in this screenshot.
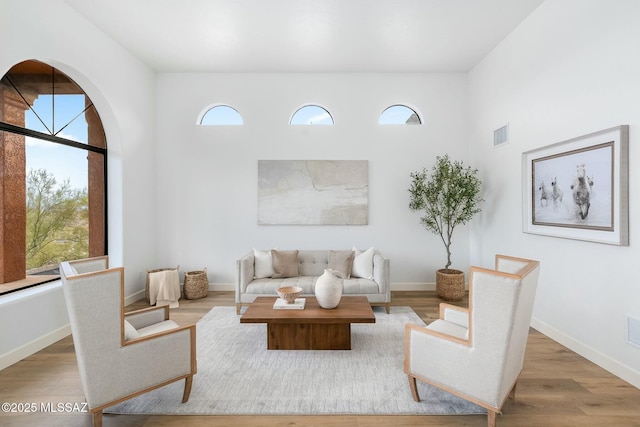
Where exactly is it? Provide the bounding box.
[385,303,390,314]
[408,375,420,401]
[182,375,193,403]
[509,381,517,399]
[236,304,242,315]
[487,409,498,427]
[91,409,103,427]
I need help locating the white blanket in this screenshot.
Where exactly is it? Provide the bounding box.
[148,269,180,308]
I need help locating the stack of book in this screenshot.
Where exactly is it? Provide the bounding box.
[273,298,306,310]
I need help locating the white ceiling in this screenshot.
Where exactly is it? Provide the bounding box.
[65,0,544,73]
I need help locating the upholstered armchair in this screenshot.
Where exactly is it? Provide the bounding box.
[60,257,197,427]
[404,255,540,427]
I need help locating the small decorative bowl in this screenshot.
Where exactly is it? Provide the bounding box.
[277,286,302,304]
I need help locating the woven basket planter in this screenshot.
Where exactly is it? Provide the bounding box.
[436,269,465,301]
[184,268,209,300]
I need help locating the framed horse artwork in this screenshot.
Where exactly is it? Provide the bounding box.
[522,125,629,246]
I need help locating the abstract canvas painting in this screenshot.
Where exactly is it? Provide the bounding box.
[258,160,368,225]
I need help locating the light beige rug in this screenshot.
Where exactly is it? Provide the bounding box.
[106,306,485,416]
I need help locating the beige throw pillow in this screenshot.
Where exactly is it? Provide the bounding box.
[329,250,355,279]
[271,250,299,278]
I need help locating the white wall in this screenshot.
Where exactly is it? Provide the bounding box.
[468,0,640,387]
[154,73,468,286]
[0,0,156,368]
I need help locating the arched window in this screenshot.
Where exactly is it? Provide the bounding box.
[198,105,244,125]
[0,60,106,292]
[379,105,422,125]
[290,105,334,125]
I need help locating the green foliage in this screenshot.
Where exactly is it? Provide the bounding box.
[26,169,89,271]
[409,155,483,271]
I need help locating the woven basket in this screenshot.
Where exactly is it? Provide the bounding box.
[145,267,178,302]
[436,269,465,301]
[184,268,209,300]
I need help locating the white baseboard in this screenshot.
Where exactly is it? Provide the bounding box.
[0,324,71,371]
[391,282,436,291]
[125,289,146,305]
[210,283,234,291]
[531,317,640,389]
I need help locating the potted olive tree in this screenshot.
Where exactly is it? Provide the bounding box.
[408,155,483,300]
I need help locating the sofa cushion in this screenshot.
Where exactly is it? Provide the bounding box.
[245,276,380,296]
[329,250,355,279]
[271,250,299,278]
[247,276,316,295]
[253,248,275,279]
[352,246,375,279]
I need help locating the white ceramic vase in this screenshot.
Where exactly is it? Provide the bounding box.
[315,269,343,309]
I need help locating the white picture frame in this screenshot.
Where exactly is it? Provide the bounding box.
[522,125,629,245]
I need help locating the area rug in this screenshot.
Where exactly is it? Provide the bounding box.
[105,306,485,416]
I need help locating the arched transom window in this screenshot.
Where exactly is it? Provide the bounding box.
[290,105,334,125]
[198,104,244,125]
[379,104,422,125]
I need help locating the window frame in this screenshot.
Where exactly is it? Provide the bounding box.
[378,104,422,125]
[0,61,107,295]
[197,104,244,126]
[289,104,335,125]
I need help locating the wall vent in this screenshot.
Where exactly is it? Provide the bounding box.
[493,124,509,146]
[627,315,640,348]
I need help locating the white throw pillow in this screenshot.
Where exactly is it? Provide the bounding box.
[253,247,276,279]
[123,320,140,341]
[351,246,375,280]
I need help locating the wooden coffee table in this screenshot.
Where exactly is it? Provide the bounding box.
[240,296,376,350]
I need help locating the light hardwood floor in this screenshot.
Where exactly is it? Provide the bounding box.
[1,291,639,427]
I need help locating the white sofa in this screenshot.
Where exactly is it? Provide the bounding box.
[236,248,390,314]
